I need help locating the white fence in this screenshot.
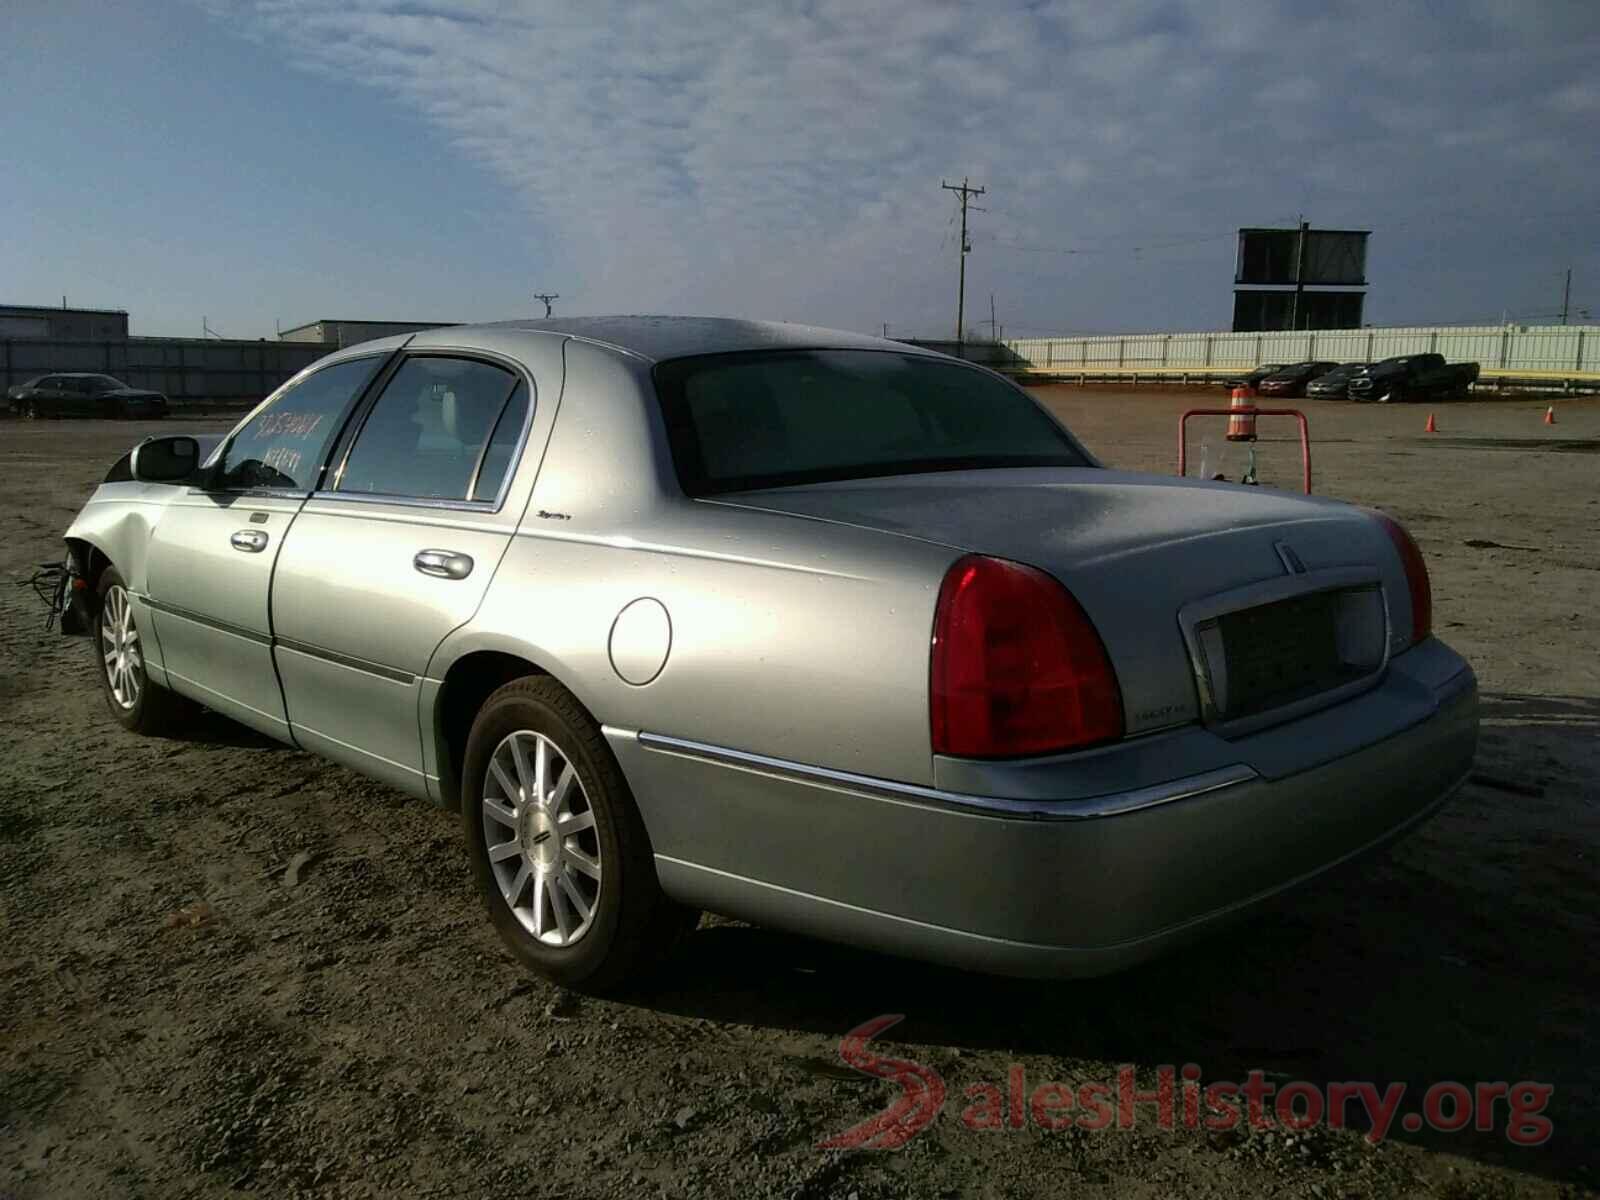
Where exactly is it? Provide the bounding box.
[1004,324,1595,375]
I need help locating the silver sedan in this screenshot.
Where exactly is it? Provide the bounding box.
[60,317,1477,990]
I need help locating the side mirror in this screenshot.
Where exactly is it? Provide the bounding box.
[130,435,201,483]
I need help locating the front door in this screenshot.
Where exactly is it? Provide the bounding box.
[270,353,539,796]
[144,353,389,740]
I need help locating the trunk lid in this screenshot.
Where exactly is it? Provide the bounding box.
[716,468,1406,736]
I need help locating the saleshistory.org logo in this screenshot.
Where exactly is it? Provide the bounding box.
[818,1016,1555,1152]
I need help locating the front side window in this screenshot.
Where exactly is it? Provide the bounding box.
[218,356,382,492]
[654,350,1090,495]
[335,357,526,502]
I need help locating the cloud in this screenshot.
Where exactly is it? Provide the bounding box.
[201,0,1600,333]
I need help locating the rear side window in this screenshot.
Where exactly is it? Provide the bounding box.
[219,356,382,492]
[335,356,526,503]
[654,350,1089,495]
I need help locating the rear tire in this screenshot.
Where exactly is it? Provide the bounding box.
[96,567,197,735]
[461,676,698,993]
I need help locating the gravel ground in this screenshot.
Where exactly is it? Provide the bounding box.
[2,392,1596,1200]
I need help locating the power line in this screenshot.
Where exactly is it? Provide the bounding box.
[987,231,1235,256]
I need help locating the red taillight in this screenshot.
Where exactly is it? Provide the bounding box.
[930,554,1123,758]
[1376,513,1432,645]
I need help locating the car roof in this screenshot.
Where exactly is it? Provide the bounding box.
[412,315,940,365]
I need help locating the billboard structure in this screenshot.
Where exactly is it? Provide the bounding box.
[1233,224,1369,331]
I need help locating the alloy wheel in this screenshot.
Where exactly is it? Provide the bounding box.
[100,585,142,709]
[481,730,603,946]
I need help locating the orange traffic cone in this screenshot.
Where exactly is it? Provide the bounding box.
[1544,406,1556,425]
[1424,413,1438,433]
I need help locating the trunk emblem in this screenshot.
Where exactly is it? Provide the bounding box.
[1275,542,1308,575]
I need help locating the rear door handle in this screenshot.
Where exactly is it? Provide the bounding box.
[230,529,269,553]
[414,549,474,580]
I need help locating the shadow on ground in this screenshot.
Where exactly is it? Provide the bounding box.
[633,692,1600,1185]
[173,709,289,749]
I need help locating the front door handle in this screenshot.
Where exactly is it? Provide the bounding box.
[414,549,474,580]
[230,529,269,553]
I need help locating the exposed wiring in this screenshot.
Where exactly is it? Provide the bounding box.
[18,562,71,630]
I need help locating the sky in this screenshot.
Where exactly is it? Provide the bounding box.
[3,0,1597,340]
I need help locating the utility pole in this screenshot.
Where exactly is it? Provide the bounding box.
[533,292,560,318]
[989,293,998,342]
[941,177,985,351]
[1560,268,1572,326]
[1291,216,1309,330]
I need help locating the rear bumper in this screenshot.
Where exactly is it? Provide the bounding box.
[616,639,1477,978]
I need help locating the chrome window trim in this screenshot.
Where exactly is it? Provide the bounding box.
[211,352,394,498]
[327,351,536,515]
[306,490,501,516]
[185,486,306,501]
[618,728,1257,821]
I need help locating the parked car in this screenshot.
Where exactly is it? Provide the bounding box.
[9,373,169,419]
[58,318,1477,990]
[1255,361,1341,398]
[1304,362,1370,399]
[1222,363,1288,390]
[1346,354,1480,403]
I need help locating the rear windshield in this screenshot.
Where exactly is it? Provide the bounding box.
[653,350,1090,495]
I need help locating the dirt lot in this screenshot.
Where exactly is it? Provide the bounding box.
[2,392,1597,1200]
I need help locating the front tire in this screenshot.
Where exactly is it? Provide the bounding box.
[96,568,196,734]
[461,676,697,992]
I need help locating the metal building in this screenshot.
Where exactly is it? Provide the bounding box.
[0,304,130,340]
[278,318,456,347]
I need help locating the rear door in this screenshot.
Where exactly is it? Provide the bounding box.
[57,378,86,416]
[34,376,66,414]
[269,351,543,796]
[143,354,390,740]
[80,378,107,417]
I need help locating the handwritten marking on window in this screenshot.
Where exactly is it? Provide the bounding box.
[254,411,326,439]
